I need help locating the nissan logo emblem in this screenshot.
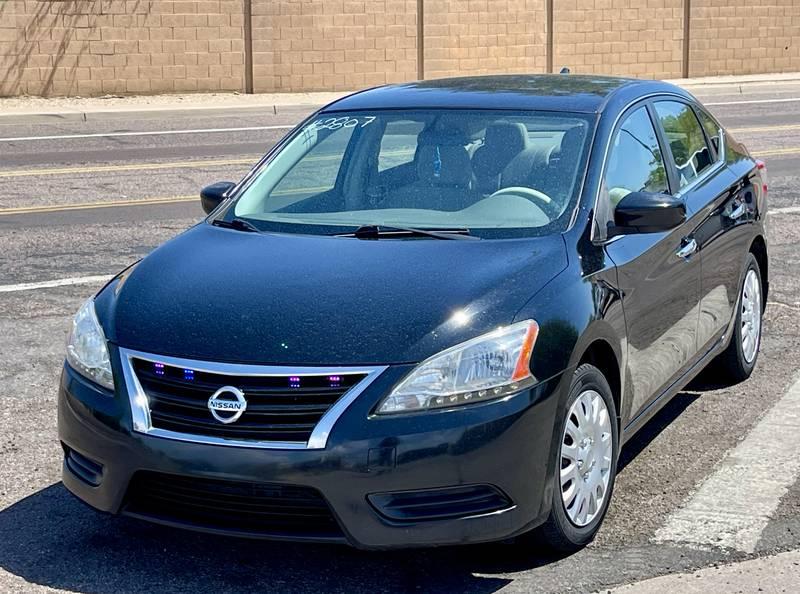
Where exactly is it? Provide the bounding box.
[207,386,247,424]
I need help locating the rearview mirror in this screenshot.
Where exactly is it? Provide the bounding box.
[200,181,236,214]
[610,191,685,236]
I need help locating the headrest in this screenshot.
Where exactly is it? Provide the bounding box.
[472,122,529,180]
[415,128,469,152]
[552,126,586,164]
[415,142,471,187]
[485,122,528,155]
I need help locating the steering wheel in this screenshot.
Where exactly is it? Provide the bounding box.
[488,186,558,217]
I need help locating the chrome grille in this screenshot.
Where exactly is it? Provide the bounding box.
[120,348,385,449]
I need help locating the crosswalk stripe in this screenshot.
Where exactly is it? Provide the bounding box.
[654,374,800,552]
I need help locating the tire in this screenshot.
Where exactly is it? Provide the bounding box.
[532,364,619,552]
[710,253,763,384]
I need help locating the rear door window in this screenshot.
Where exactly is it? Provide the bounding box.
[696,108,721,158]
[654,101,715,189]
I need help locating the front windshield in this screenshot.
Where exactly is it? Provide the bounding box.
[230,109,594,238]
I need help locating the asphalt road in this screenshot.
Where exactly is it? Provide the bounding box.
[1,80,800,593]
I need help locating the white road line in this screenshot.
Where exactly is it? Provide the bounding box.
[0,124,294,143]
[705,97,800,106]
[654,374,800,553]
[771,206,800,215]
[0,275,113,294]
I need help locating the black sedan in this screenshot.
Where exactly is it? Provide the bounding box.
[59,75,768,551]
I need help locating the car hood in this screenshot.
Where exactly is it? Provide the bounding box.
[96,224,567,365]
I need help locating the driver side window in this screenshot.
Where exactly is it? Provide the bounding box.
[604,107,669,209]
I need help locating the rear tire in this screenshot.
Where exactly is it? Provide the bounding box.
[532,364,619,552]
[710,253,763,384]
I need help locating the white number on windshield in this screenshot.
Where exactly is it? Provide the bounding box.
[308,116,376,132]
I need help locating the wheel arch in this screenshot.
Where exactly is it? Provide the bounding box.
[749,234,768,304]
[576,338,622,427]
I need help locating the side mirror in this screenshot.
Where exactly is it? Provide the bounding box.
[610,191,685,236]
[200,181,236,214]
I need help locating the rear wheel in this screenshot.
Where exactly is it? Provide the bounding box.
[533,364,619,551]
[711,253,763,383]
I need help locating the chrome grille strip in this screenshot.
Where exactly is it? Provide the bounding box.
[119,347,387,450]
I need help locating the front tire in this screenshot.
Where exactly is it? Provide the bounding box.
[534,364,619,552]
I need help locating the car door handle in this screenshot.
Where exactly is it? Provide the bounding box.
[727,202,746,220]
[676,238,698,259]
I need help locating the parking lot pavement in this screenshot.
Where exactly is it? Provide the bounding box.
[607,549,800,593]
[2,80,800,593]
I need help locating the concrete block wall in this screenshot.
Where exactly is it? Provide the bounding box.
[1,0,799,97]
[251,0,418,93]
[423,0,547,79]
[0,0,244,97]
[553,0,684,79]
[689,0,800,76]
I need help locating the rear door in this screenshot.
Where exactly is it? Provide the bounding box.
[651,101,747,355]
[600,103,702,418]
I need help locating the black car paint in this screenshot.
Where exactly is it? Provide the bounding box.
[59,75,768,548]
[60,358,567,547]
[94,230,568,366]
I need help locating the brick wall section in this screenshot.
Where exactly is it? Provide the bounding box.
[553,0,684,79]
[424,0,547,78]
[2,1,800,97]
[689,0,800,77]
[251,0,418,93]
[0,0,244,97]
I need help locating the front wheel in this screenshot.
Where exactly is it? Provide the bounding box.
[533,364,619,552]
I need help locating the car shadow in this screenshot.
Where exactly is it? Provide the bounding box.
[617,367,727,473]
[0,483,576,593]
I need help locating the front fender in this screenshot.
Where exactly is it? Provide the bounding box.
[515,246,630,423]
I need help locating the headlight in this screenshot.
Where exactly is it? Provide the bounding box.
[376,320,539,414]
[66,299,114,390]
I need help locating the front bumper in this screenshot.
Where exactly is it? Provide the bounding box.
[58,361,566,549]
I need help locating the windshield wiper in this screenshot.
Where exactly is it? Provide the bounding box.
[335,224,478,240]
[211,218,261,233]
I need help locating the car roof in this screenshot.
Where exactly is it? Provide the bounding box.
[321,74,692,115]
